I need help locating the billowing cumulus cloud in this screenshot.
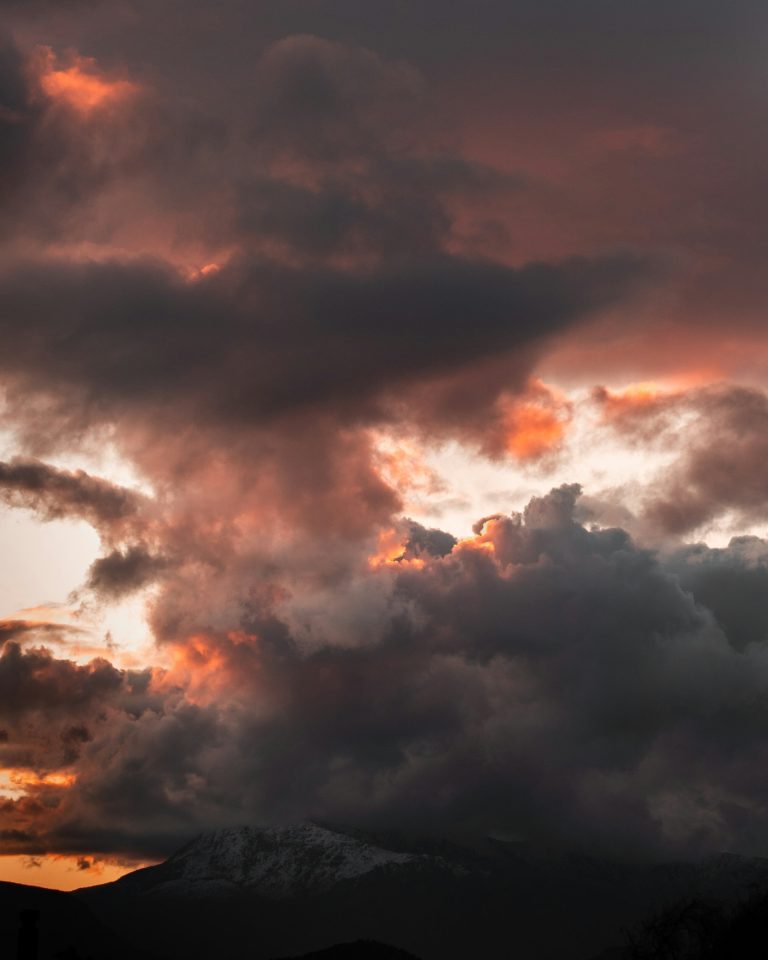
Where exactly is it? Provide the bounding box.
[3,488,768,864]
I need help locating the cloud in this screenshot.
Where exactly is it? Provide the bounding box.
[0,32,40,201]
[0,252,643,440]
[401,520,457,560]
[3,0,768,872]
[667,536,768,652]
[0,457,143,535]
[0,619,83,647]
[86,545,166,599]
[4,487,768,864]
[0,641,123,720]
[593,384,768,537]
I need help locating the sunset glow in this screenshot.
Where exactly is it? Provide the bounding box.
[0,855,147,891]
[0,769,77,796]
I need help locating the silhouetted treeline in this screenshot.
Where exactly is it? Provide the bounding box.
[627,889,768,959]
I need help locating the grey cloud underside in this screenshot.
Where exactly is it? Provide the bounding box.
[668,537,768,652]
[0,253,642,436]
[0,457,141,526]
[5,487,768,861]
[0,27,646,444]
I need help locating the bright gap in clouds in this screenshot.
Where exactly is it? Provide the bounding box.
[392,384,768,548]
[0,430,156,663]
[397,389,672,538]
[0,509,98,618]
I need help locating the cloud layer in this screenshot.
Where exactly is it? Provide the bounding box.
[1,1,768,868]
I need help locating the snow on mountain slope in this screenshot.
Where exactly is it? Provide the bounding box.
[120,823,436,899]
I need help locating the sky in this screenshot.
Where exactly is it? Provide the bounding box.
[3,0,768,891]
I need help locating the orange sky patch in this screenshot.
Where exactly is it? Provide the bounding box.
[0,854,150,891]
[0,768,77,800]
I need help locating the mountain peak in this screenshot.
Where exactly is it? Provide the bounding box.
[121,822,427,899]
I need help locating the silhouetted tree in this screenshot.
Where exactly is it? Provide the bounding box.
[17,909,39,960]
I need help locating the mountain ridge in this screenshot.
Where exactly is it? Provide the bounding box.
[75,822,768,960]
[100,821,454,900]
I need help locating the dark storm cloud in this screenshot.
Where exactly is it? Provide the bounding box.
[0,32,39,198]
[0,638,171,855]
[0,641,122,719]
[0,252,644,441]
[0,24,649,486]
[249,34,422,163]
[179,491,768,858]
[401,520,456,559]
[0,26,651,457]
[86,545,166,599]
[0,457,142,528]
[0,32,146,247]
[668,537,768,652]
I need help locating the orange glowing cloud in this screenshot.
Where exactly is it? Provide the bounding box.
[592,380,686,425]
[504,404,567,459]
[601,380,665,407]
[456,536,496,558]
[37,48,137,113]
[498,381,572,461]
[367,527,425,570]
[0,768,77,801]
[159,631,262,705]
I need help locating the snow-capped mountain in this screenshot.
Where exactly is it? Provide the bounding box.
[78,828,768,960]
[111,822,443,899]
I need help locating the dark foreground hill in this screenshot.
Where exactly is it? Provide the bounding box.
[0,880,158,960]
[274,940,420,959]
[75,822,768,960]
